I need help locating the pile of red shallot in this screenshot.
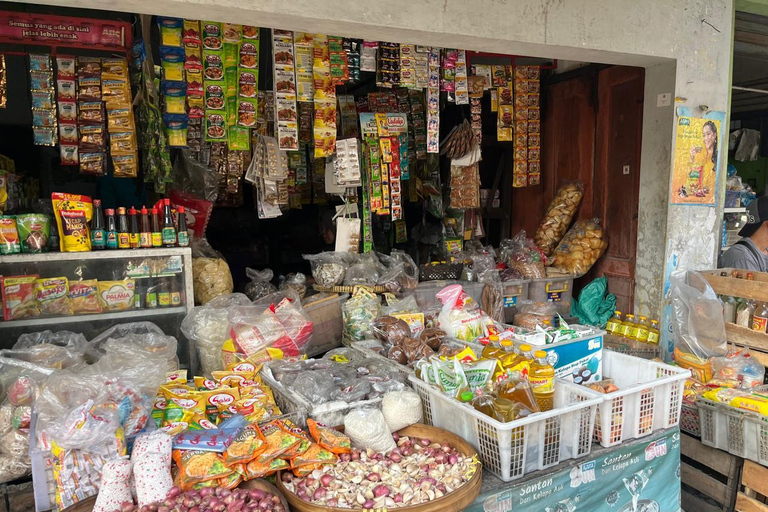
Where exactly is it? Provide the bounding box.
[116,485,286,512]
[281,433,476,509]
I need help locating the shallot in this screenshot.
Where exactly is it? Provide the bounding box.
[115,486,286,512]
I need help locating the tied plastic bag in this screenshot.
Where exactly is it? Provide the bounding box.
[92,458,132,512]
[550,218,609,276]
[88,322,179,372]
[132,430,173,506]
[534,181,584,256]
[343,407,396,453]
[279,272,307,299]
[381,390,423,432]
[11,330,87,369]
[181,293,252,376]
[571,276,617,327]
[244,268,277,301]
[514,301,557,329]
[501,231,546,279]
[436,284,496,342]
[344,253,384,286]
[228,289,313,359]
[342,296,381,344]
[669,270,728,360]
[711,351,765,389]
[304,252,348,288]
[378,250,420,293]
[192,237,234,305]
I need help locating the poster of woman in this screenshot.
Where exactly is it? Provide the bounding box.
[671,116,721,205]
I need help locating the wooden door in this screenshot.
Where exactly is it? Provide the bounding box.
[590,66,645,313]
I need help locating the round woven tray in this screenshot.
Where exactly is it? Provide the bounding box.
[313,284,389,294]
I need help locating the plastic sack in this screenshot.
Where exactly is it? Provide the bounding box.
[381,390,423,432]
[478,268,504,323]
[304,252,348,287]
[88,322,179,372]
[92,458,132,512]
[171,149,219,203]
[344,253,383,286]
[501,231,546,279]
[343,407,396,453]
[571,276,617,327]
[534,181,584,256]
[192,237,234,305]
[292,370,336,405]
[169,189,214,240]
[550,218,608,276]
[7,330,87,370]
[229,289,313,359]
[380,295,419,317]
[244,268,277,301]
[342,296,381,344]
[372,316,412,346]
[436,284,495,342]
[669,270,728,360]
[711,351,765,389]
[132,430,173,506]
[279,272,307,299]
[514,300,557,329]
[380,250,419,291]
[181,293,252,376]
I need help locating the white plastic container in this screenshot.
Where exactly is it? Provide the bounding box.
[260,365,382,427]
[408,376,602,482]
[697,398,768,465]
[528,276,574,316]
[593,350,690,447]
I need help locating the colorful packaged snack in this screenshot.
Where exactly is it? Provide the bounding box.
[291,441,336,471]
[187,413,218,430]
[202,22,223,50]
[235,397,275,423]
[112,153,139,178]
[77,77,102,101]
[29,71,53,91]
[78,101,104,123]
[158,17,183,47]
[51,192,92,252]
[193,376,220,391]
[79,152,106,176]
[32,126,56,146]
[76,57,101,78]
[60,145,78,166]
[29,53,51,72]
[97,280,135,311]
[58,124,78,144]
[160,47,186,81]
[58,101,77,122]
[35,277,72,316]
[68,279,102,314]
[173,428,237,452]
[0,216,20,254]
[307,419,352,454]
[102,58,128,80]
[106,108,133,132]
[2,275,40,321]
[256,420,301,464]
[56,55,76,77]
[281,419,311,458]
[199,387,240,423]
[172,450,233,487]
[183,19,202,44]
[218,470,242,490]
[244,457,288,479]
[224,425,266,465]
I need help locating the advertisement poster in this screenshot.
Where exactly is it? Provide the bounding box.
[671,115,721,205]
[469,429,681,512]
[0,12,130,49]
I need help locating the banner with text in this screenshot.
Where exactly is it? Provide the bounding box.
[0,12,130,49]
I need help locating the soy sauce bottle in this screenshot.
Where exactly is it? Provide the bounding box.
[91,199,106,250]
[105,208,118,250]
[129,207,140,249]
[161,199,176,247]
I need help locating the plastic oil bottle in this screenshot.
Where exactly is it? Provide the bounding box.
[529,350,555,412]
[647,319,660,344]
[481,335,502,360]
[635,316,650,343]
[491,339,516,383]
[606,311,622,336]
[500,341,530,378]
[622,314,638,340]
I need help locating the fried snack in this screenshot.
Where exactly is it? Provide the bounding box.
[533,182,584,256]
[307,418,351,454]
[223,425,266,465]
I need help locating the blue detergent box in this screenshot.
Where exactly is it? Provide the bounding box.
[541,331,604,385]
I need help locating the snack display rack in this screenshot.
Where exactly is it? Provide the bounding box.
[0,248,195,366]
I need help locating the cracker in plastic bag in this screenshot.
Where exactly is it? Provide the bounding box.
[533,181,584,256]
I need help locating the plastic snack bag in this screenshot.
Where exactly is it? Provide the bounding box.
[35,277,72,316]
[307,418,351,454]
[51,192,93,252]
[172,450,233,489]
[534,181,584,256]
[192,237,234,305]
[668,270,728,360]
[436,284,496,342]
[550,218,609,277]
[501,231,547,279]
[303,252,349,287]
[342,295,381,344]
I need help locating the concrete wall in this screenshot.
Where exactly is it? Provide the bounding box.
[11,0,735,316]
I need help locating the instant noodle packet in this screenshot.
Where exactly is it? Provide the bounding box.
[35,277,72,316]
[291,441,337,471]
[218,470,242,490]
[51,192,93,252]
[281,418,311,458]
[224,424,266,465]
[68,279,101,314]
[172,450,233,487]
[256,419,302,464]
[244,457,289,479]
[2,275,40,321]
[307,418,352,454]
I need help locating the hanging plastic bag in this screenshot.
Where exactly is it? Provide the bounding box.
[669,270,728,360]
[10,330,87,369]
[534,181,584,256]
[550,218,609,277]
[279,272,307,299]
[244,268,277,301]
[571,276,617,327]
[181,293,251,376]
[192,237,234,305]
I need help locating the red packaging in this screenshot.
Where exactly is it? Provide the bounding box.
[167,190,213,239]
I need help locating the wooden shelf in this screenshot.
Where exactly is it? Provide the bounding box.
[702,268,768,303]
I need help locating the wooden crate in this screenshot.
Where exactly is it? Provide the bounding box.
[737,460,768,512]
[682,432,743,512]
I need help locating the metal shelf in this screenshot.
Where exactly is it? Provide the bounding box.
[0,247,191,264]
[0,306,187,329]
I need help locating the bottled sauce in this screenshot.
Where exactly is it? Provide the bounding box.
[139,206,152,248]
[635,316,650,343]
[647,319,661,344]
[171,275,183,306]
[162,199,177,247]
[117,207,130,249]
[90,199,106,250]
[177,206,189,247]
[753,302,768,333]
[158,277,171,307]
[151,208,162,248]
[622,314,638,339]
[129,207,140,249]
[146,279,159,309]
[737,274,757,328]
[606,311,622,335]
[105,208,118,250]
[529,350,555,411]
[134,278,146,309]
[481,335,502,359]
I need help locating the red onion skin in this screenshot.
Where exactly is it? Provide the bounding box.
[157,507,170,512]
[389,453,401,463]
[168,487,181,498]
[373,484,390,497]
[122,502,135,512]
[189,508,201,512]
[392,433,400,441]
[393,493,403,503]
[320,474,334,487]
[363,500,375,509]
[227,498,245,512]
[326,499,338,507]
[273,505,285,512]
[421,438,431,446]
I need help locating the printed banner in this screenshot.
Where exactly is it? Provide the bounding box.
[468,428,681,512]
[0,12,130,49]
[671,115,722,205]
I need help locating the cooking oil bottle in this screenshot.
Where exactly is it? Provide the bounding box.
[481,335,502,359]
[635,316,650,343]
[622,314,638,339]
[529,350,555,412]
[492,339,517,383]
[500,341,530,379]
[647,319,660,344]
[606,311,622,335]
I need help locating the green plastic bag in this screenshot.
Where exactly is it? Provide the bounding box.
[571,276,616,328]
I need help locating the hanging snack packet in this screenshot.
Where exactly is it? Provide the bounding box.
[2,275,40,321]
[0,216,20,254]
[256,419,301,464]
[35,277,72,316]
[291,441,337,472]
[172,450,233,487]
[51,192,93,252]
[16,213,51,253]
[244,457,289,479]
[307,418,352,454]
[223,425,267,465]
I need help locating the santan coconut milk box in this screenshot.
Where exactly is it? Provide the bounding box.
[513,327,604,384]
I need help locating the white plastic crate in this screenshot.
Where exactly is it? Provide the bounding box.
[408,376,602,482]
[260,365,381,428]
[350,338,485,378]
[697,398,768,465]
[593,350,690,447]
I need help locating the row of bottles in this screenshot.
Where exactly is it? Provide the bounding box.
[721,271,768,332]
[90,199,189,250]
[606,311,660,344]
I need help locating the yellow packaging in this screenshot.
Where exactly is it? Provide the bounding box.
[51,192,93,252]
[674,347,713,383]
[167,370,188,383]
[194,376,221,391]
[35,277,72,316]
[97,280,135,311]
